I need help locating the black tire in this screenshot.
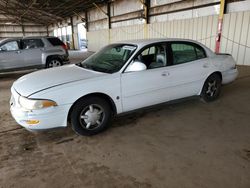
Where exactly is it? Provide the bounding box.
[201,73,222,102]
[46,57,62,68]
[70,97,112,136]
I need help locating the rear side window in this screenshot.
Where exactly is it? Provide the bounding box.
[171,42,206,65]
[22,39,44,49]
[47,37,64,46]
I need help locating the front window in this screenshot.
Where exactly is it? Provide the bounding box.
[0,41,19,52]
[134,43,167,69]
[81,44,137,73]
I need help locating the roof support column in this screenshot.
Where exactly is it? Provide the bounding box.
[85,11,89,32]
[21,23,25,36]
[215,0,227,53]
[92,2,110,43]
[46,26,49,36]
[70,17,75,50]
[107,2,111,43]
[107,2,111,29]
[145,0,150,24]
[139,0,150,39]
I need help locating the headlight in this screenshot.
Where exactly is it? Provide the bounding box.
[19,96,57,110]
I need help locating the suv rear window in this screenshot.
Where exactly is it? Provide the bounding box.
[47,37,64,46]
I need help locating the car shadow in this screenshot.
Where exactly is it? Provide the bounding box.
[112,96,200,129]
[0,70,35,81]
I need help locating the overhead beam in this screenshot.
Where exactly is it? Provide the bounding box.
[93,2,108,16]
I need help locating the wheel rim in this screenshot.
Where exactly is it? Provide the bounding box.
[49,60,61,67]
[79,104,105,130]
[206,80,218,97]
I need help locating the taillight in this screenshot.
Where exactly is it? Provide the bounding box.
[62,43,67,50]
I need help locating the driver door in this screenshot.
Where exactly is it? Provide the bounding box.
[121,43,171,112]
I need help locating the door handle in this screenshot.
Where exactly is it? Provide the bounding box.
[15,51,21,54]
[161,71,170,76]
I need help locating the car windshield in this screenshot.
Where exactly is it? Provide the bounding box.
[80,44,137,73]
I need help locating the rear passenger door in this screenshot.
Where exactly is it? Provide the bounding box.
[20,39,44,67]
[166,41,209,100]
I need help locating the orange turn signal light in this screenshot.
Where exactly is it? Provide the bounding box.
[25,120,40,125]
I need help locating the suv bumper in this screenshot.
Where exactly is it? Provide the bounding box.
[61,55,70,64]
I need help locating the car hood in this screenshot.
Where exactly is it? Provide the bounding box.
[13,64,105,97]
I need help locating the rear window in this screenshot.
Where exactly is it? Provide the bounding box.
[47,37,64,46]
[22,39,44,49]
[171,42,206,65]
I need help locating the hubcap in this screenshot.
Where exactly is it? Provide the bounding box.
[206,80,217,97]
[49,60,61,67]
[79,104,104,130]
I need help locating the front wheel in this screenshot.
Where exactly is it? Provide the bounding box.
[201,74,222,102]
[70,97,112,136]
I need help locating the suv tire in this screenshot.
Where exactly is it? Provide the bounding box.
[46,57,62,68]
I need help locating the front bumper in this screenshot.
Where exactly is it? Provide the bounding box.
[222,68,239,84]
[10,89,71,131]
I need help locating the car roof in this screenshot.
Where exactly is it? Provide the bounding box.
[22,36,56,39]
[116,38,203,46]
[0,36,59,43]
[114,38,214,56]
[0,38,21,43]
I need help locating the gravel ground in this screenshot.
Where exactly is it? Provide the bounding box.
[0,52,249,188]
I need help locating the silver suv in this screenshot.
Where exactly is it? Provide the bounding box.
[0,36,69,72]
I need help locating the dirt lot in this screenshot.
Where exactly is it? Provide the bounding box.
[0,52,250,188]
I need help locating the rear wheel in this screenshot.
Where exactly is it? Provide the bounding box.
[201,73,222,102]
[46,57,62,68]
[70,97,112,136]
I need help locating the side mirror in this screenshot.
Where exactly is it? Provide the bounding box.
[125,60,147,72]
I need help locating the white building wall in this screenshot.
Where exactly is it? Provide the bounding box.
[87,10,250,66]
[0,24,47,39]
[220,11,250,66]
[47,0,250,65]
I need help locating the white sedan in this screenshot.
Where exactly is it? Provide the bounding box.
[10,39,238,135]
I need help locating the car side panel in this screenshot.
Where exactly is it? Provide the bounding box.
[42,46,68,66]
[121,67,171,112]
[209,54,238,84]
[20,48,43,67]
[166,58,211,100]
[0,50,24,71]
[29,74,122,127]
